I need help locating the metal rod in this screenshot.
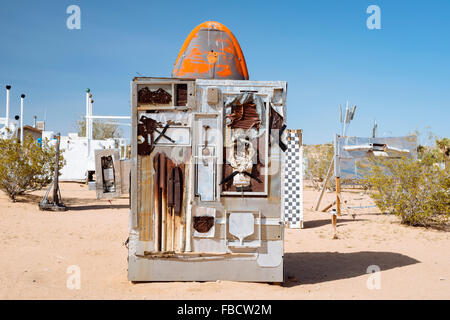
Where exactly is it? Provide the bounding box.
[5,85,11,129]
[53,133,61,204]
[89,98,93,140]
[85,89,90,138]
[89,115,131,120]
[20,94,25,145]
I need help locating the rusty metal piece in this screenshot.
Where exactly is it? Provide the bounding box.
[176,84,187,106]
[269,106,283,130]
[154,125,175,144]
[173,167,182,216]
[153,154,161,251]
[226,101,260,130]
[193,216,215,233]
[138,116,176,156]
[137,122,151,155]
[168,166,183,216]
[138,87,172,105]
[137,116,159,156]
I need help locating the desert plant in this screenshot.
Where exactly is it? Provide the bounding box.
[304,143,334,185]
[362,154,449,227]
[0,136,65,201]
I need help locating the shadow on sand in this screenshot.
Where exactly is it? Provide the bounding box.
[283,251,419,287]
[16,193,129,211]
[303,218,366,229]
[68,204,130,211]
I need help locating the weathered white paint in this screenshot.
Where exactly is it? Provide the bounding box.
[44,131,115,181]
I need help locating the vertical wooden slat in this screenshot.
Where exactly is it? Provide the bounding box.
[153,155,160,251]
[140,156,152,241]
[336,176,341,216]
[166,161,174,251]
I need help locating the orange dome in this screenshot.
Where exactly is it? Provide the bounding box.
[172,21,249,80]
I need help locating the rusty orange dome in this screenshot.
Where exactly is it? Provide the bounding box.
[172,21,249,80]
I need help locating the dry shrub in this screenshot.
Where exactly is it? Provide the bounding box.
[0,136,65,201]
[304,143,334,189]
[362,153,449,227]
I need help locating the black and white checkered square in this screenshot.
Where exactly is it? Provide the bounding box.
[283,131,303,229]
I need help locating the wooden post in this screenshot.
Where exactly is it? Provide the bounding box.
[314,158,334,211]
[160,154,167,252]
[336,176,341,216]
[53,134,60,205]
[332,176,341,239]
[332,213,337,239]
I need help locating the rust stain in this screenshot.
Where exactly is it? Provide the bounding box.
[149,152,186,252]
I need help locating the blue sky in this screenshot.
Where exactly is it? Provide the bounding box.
[0,0,449,144]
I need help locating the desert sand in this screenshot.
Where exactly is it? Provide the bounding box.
[0,182,448,299]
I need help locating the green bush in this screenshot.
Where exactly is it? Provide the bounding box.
[0,136,65,201]
[362,153,449,227]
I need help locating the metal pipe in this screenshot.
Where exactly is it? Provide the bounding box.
[85,89,90,138]
[87,95,93,157]
[53,133,61,204]
[89,98,93,140]
[89,115,131,120]
[20,94,25,145]
[5,85,11,129]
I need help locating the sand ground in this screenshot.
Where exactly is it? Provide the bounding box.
[0,182,448,299]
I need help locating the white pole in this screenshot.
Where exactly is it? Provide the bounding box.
[85,89,90,138]
[89,115,131,119]
[5,85,11,129]
[20,94,25,145]
[89,98,93,140]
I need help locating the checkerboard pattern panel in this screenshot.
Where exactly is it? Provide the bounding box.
[284,131,303,228]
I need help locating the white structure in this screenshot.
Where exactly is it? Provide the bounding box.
[44,88,130,182]
[44,131,116,181]
[85,88,130,158]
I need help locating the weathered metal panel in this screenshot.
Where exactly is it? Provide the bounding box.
[94,149,121,199]
[128,241,283,282]
[129,77,287,282]
[120,159,131,194]
[335,135,418,179]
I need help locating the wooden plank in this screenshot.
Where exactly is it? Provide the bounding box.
[140,156,152,241]
[336,176,341,216]
[313,158,334,211]
[332,213,337,239]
